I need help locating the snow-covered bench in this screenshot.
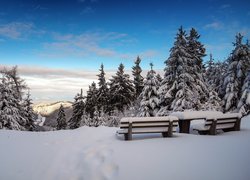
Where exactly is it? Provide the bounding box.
[117,116,179,140]
[193,113,242,135]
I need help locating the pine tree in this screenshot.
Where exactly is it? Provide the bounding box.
[138,63,160,117]
[223,33,250,112]
[68,89,85,129]
[156,73,163,86]
[0,66,27,100]
[187,28,206,73]
[0,76,25,130]
[85,82,98,118]
[132,56,144,98]
[22,90,35,131]
[57,104,67,130]
[109,63,135,112]
[237,70,250,115]
[158,26,208,114]
[96,64,109,113]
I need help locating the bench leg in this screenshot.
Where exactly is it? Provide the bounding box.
[167,121,173,137]
[125,122,132,141]
[162,132,168,137]
[234,117,241,131]
[209,120,217,135]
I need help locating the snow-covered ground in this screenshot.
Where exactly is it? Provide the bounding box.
[0,115,250,180]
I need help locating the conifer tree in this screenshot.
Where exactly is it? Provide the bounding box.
[187,28,206,73]
[68,89,85,129]
[22,90,35,131]
[223,33,250,112]
[109,63,135,112]
[57,104,67,130]
[138,63,160,117]
[96,64,109,113]
[0,76,25,130]
[132,56,144,98]
[156,73,163,86]
[237,70,250,115]
[158,26,208,114]
[85,82,98,118]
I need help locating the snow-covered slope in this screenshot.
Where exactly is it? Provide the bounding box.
[0,115,250,180]
[33,101,73,116]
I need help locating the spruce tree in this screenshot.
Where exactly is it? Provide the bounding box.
[96,64,109,113]
[132,56,144,98]
[223,33,250,112]
[85,82,98,118]
[68,89,85,129]
[138,63,160,117]
[0,76,25,130]
[187,28,206,73]
[156,74,163,86]
[109,63,135,112]
[237,70,250,115]
[57,104,67,130]
[22,90,35,131]
[158,26,208,114]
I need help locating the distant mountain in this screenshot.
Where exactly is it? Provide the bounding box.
[33,101,73,127]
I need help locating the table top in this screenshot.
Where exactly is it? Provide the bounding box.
[170,111,224,120]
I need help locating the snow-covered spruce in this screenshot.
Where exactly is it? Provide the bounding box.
[68,89,85,129]
[187,28,206,73]
[85,81,98,118]
[223,33,250,112]
[158,27,208,115]
[237,70,250,115]
[96,64,109,113]
[109,63,135,113]
[0,76,25,130]
[138,63,160,117]
[56,104,67,130]
[21,90,35,131]
[132,56,144,98]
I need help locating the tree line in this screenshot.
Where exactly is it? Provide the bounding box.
[60,27,250,130]
[0,26,249,131]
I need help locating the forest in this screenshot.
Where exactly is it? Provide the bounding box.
[0,27,249,131]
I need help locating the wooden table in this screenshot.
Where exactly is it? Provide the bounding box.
[178,118,205,133]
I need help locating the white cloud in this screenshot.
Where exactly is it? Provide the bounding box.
[40,31,134,58]
[220,4,231,9]
[81,6,95,14]
[204,21,223,30]
[0,22,44,40]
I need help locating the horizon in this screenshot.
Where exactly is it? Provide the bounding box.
[0,0,249,102]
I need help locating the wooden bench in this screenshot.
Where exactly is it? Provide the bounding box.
[117,116,179,140]
[193,113,242,135]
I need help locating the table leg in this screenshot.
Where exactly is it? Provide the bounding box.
[179,120,191,133]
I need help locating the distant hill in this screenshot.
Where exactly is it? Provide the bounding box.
[33,101,73,127]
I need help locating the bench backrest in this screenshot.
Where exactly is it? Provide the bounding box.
[204,113,241,130]
[120,116,179,133]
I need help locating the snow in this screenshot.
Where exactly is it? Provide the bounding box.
[0,115,250,180]
[171,110,224,119]
[121,116,178,122]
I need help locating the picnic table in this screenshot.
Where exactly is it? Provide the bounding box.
[170,111,224,133]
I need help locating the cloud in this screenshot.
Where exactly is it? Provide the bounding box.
[40,31,134,58]
[220,4,231,9]
[204,21,223,30]
[0,22,45,40]
[0,64,117,103]
[81,6,95,14]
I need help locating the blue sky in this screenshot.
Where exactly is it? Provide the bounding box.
[0,0,249,102]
